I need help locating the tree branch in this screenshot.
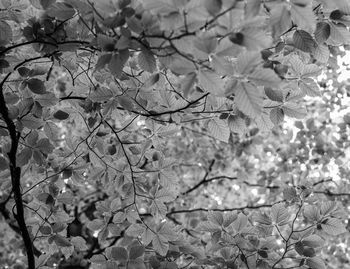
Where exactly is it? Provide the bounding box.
[0,81,35,268]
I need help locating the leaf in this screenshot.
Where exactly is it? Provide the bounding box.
[208,211,224,226]
[233,213,248,233]
[126,223,144,236]
[264,87,283,102]
[235,82,263,117]
[27,78,46,95]
[180,72,197,98]
[255,113,274,131]
[328,22,350,45]
[36,138,54,154]
[193,36,217,54]
[197,221,221,233]
[87,219,105,231]
[52,234,72,247]
[314,22,330,43]
[257,250,268,258]
[21,115,43,129]
[313,43,329,63]
[0,156,8,171]
[39,226,52,235]
[211,54,233,75]
[47,2,75,20]
[90,87,114,102]
[109,50,129,78]
[271,204,290,225]
[321,218,347,235]
[44,121,60,140]
[95,53,112,71]
[293,30,317,53]
[35,93,58,107]
[320,201,337,216]
[16,148,33,167]
[282,102,307,119]
[204,0,222,15]
[4,92,19,104]
[270,107,284,125]
[157,223,178,241]
[302,234,324,248]
[26,131,38,146]
[228,115,246,134]
[151,200,167,217]
[71,236,88,251]
[303,205,320,222]
[254,212,272,225]
[129,245,145,260]
[207,118,230,143]
[90,254,107,264]
[141,228,153,245]
[237,52,261,74]
[111,246,128,262]
[53,110,69,120]
[240,28,272,51]
[248,68,281,87]
[306,257,326,269]
[291,1,316,32]
[0,20,12,45]
[127,259,146,269]
[143,73,160,89]
[301,64,321,77]
[270,4,292,38]
[138,48,156,73]
[29,0,56,10]
[299,79,321,97]
[152,234,169,256]
[245,0,260,18]
[37,193,55,206]
[198,69,225,95]
[155,188,176,203]
[283,187,297,201]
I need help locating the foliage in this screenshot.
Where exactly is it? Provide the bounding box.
[0,0,350,268]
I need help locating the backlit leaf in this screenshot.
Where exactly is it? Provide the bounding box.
[204,0,222,16]
[328,22,350,45]
[207,118,230,143]
[152,234,168,256]
[291,1,316,32]
[0,20,12,45]
[302,234,324,248]
[306,257,326,269]
[282,102,307,119]
[270,4,292,38]
[47,2,75,20]
[138,48,156,73]
[321,218,347,235]
[235,82,263,117]
[248,68,281,87]
[198,69,225,95]
[271,203,290,225]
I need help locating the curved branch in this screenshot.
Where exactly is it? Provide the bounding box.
[0,81,35,268]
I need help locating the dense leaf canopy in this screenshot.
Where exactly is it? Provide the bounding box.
[0,0,350,269]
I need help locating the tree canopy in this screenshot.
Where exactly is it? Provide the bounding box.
[1,0,350,268]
